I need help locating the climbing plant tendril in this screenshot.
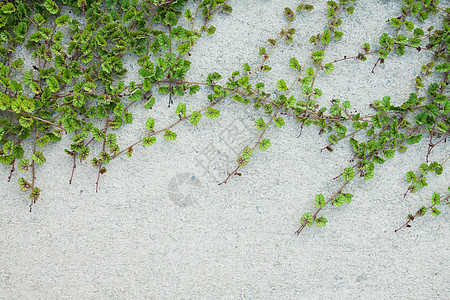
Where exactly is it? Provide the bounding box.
[0,0,448,236]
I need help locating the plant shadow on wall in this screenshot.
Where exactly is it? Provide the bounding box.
[0,0,448,236]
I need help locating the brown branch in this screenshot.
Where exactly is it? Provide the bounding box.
[218,166,241,185]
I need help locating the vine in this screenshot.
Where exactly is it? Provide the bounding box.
[0,0,448,236]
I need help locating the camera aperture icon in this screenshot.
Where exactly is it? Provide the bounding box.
[167,172,203,207]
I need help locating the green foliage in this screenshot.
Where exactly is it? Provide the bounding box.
[258,139,271,151]
[0,0,447,237]
[163,129,177,141]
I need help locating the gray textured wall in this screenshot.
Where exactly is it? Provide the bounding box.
[1,1,449,298]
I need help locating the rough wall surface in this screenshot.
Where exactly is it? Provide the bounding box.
[1,1,449,298]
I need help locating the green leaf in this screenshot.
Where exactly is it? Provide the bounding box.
[177,42,190,55]
[408,38,421,47]
[364,171,374,180]
[170,26,186,40]
[258,139,271,151]
[312,50,324,60]
[236,156,249,167]
[154,66,164,81]
[328,135,338,144]
[389,18,402,28]
[176,103,186,118]
[404,20,414,31]
[24,70,33,85]
[145,117,155,131]
[18,178,31,191]
[13,145,24,159]
[164,11,178,26]
[129,89,143,101]
[274,117,285,128]
[3,141,13,155]
[205,108,220,118]
[333,193,353,207]
[47,76,59,92]
[342,167,354,180]
[56,15,71,26]
[435,62,450,72]
[206,72,222,84]
[143,136,156,146]
[0,154,14,165]
[321,29,331,44]
[324,63,334,74]
[1,3,15,14]
[139,68,153,78]
[277,79,287,91]
[243,63,251,73]
[190,111,202,126]
[284,7,295,21]
[91,127,105,141]
[255,118,266,130]
[406,171,416,183]
[378,49,389,59]
[314,216,328,227]
[163,129,177,141]
[207,26,216,35]
[72,93,85,108]
[431,192,440,205]
[431,207,441,217]
[436,122,448,133]
[289,57,300,70]
[416,177,428,188]
[406,134,422,144]
[384,149,395,159]
[300,213,313,227]
[30,187,40,202]
[144,97,155,109]
[334,31,343,41]
[143,79,152,91]
[419,163,429,176]
[417,206,427,216]
[36,135,50,147]
[189,85,200,95]
[43,0,59,14]
[113,102,124,116]
[411,2,421,16]
[157,34,171,51]
[242,146,253,159]
[21,98,34,113]
[12,58,24,70]
[19,117,33,128]
[315,194,325,208]
[159,86,170,94]
[255,83,265,89]
[18,159,29,172]
[32,151,46,165]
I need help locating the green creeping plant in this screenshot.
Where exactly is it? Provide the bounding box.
[0,0,448,238]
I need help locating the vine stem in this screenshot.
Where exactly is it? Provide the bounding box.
[29,127,39,212]
[295,169,362,235]
[395,193,450,233]
[218,165,241,186]
[403,155,450,198]
[220,2,349,185]
[250,0,306,78]
[111,90,239,159]
[69,152,76,185]
[4,109,67,134]
[218,104,282,186]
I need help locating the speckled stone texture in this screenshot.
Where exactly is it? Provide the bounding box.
[1,1,449,298]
